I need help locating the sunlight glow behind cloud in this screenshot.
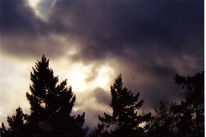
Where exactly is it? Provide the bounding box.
[66,63,114,92]
[28,0,41,8]
[92,66,114,90]
[68,63,90,92]
[0,55,115,126]
[27,0,55,19]
[0,55,33,125]
[27,0,43,18]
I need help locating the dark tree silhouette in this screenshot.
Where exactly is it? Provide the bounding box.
[1,55,87,137]
[171,71,204,137]
[146,101,174,137]
[26,55,87,137]
[148,71,204,137]
[0,123,7,137]
[0,107,27,137]
[93,74,151,137]
[89,123,109,137]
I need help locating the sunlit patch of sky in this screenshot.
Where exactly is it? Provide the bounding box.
[27,0,56,20]
[0,52,116,126]
[0,55,33,125]
[49,56,115,92]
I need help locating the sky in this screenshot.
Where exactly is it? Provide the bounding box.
[0,0,204,129]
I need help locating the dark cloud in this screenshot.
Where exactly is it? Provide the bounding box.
[1,0,203,59]
[92,87,110,105]
[73,88,111,129]
[50,0,203,62]
[0,0,49,35]
[0,0,203,128]
[0,0,69,57]
[75,87,110,109]
[0,0,34,33]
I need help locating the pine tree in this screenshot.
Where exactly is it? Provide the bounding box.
[147,72,204,137]
[172,71,204,137]
[0,55,87,137]
[89,123,110,137]
[0,123,7,137]
[97,74,151,137]
[1,107,27,137]
[147,101,174,137]
[25,55,86,137]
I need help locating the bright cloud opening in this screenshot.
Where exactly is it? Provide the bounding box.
[27,0,42,8]
[27,0,56,20]
[51,57,115,93]
[67,63,114,92]
[92,66,114,90]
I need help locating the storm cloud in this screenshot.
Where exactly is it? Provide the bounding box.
[0,0,203,128]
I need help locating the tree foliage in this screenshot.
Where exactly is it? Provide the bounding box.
[0,107,27,137]
[146,101,174,137]
[172,71,204,137]
[93,74,151,137]
[1,55,86,137]
[147,71,204,137]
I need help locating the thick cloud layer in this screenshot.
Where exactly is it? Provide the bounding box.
[1,0,203,59]
[0,0,203,128]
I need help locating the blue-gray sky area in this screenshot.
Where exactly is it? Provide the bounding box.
[0,0,203,129]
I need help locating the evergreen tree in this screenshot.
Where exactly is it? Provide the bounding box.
[89,123,109,137]
[25,55,86,137]
[148,71,204,137]
[97,74,151,137]
[146,101,174,137]
[172,71,204,137]
[1,107,26,137]
[0,123,7,137]
[1,55,87,137]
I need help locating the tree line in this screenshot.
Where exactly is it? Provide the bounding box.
[0,56,204,137]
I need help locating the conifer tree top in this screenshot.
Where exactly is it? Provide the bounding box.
[98,74,151,137]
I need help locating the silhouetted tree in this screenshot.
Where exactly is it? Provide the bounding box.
[94,74,151,137]
[171,71,204,137]
[89,123,110,137]
[0,123,7,137]
[1,107,27,137]
[25,55,87,137]
[147,71,204,137]
[146,101,174,137]
[1,55,87,137]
